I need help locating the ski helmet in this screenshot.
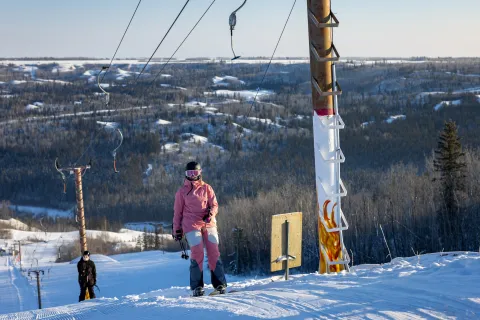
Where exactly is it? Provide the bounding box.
[185,161,202,181]
[83,250,90,256]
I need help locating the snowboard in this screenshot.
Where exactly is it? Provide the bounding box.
[208,289,238,296]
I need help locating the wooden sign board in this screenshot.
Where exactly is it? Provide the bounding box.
[270,212,302,272]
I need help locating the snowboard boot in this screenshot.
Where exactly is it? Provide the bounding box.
[193,287,205,297]
[215,285,227,294]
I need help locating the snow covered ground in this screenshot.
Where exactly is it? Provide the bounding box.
[212,76,245,87]
[434,99,462,111]
[0,219,37,232]
[155,119,172,125]
[1,251,480,319]
[385,115,406,123]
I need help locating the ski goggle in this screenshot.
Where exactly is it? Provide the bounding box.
[185,169,202,178]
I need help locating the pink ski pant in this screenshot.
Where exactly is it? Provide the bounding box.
[185,227,220,271]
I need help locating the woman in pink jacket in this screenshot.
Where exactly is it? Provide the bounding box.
[173,161,227,297]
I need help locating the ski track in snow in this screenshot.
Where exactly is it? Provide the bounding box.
[0,257,36,314]
[1,252,480,319]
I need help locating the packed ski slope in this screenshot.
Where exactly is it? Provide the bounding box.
[1,248,480,319]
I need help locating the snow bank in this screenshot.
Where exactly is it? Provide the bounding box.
[185,101,207,108]
[181,133,208,144]
[434,99,462,111]
[83,70,101,76]
[155,119,172,125]
[160,84,186,90]
[0,218,36,231]
[210,99,240,105]
[385,115,406,123]
[35,79,71,85]
[10,80,27,85]
[145,164,153,177]
[97,121,119,129]
[25,104,40,111]
[212,75,245,87]
[52,64,77,73]
[232,123,253,135]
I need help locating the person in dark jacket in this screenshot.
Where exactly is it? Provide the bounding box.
[77,250,96,301]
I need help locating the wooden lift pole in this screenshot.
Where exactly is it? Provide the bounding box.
[55,159,91,254]
[308,0,334,116]
[74,168,88,253]
[307,0,350,274]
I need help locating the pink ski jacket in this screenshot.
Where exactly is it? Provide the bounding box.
[173,179,219,234]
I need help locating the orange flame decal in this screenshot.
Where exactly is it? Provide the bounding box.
[319,199,343,273]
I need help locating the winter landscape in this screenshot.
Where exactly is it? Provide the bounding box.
[2,0,480,319]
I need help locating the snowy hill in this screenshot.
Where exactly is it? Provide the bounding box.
[1,250,480,319]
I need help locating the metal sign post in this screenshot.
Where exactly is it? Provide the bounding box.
[284,220,291,280]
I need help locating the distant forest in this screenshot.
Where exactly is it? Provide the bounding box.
[1,59,479,273]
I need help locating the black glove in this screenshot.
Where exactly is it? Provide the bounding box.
[202,207,213,223]
[173,229,183,241]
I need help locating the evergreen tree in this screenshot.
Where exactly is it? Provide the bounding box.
[143,227,149,251]
[147,233,155,250]
[433,120,466,250]
[154,226,160,250]
[136,236,143,252]
[229,227,250,274]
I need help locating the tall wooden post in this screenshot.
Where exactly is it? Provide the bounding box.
[74,168,88,253]
[308,0,334,116]
[307,0,350,273]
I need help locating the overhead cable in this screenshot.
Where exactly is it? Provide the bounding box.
[245,0,297,118]
[101,0,143,82]
[136,0,191,81]
[151,0,216,84]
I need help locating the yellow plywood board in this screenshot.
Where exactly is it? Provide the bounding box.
[270,212,302,272]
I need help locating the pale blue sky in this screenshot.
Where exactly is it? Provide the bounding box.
[0,0,478,58]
